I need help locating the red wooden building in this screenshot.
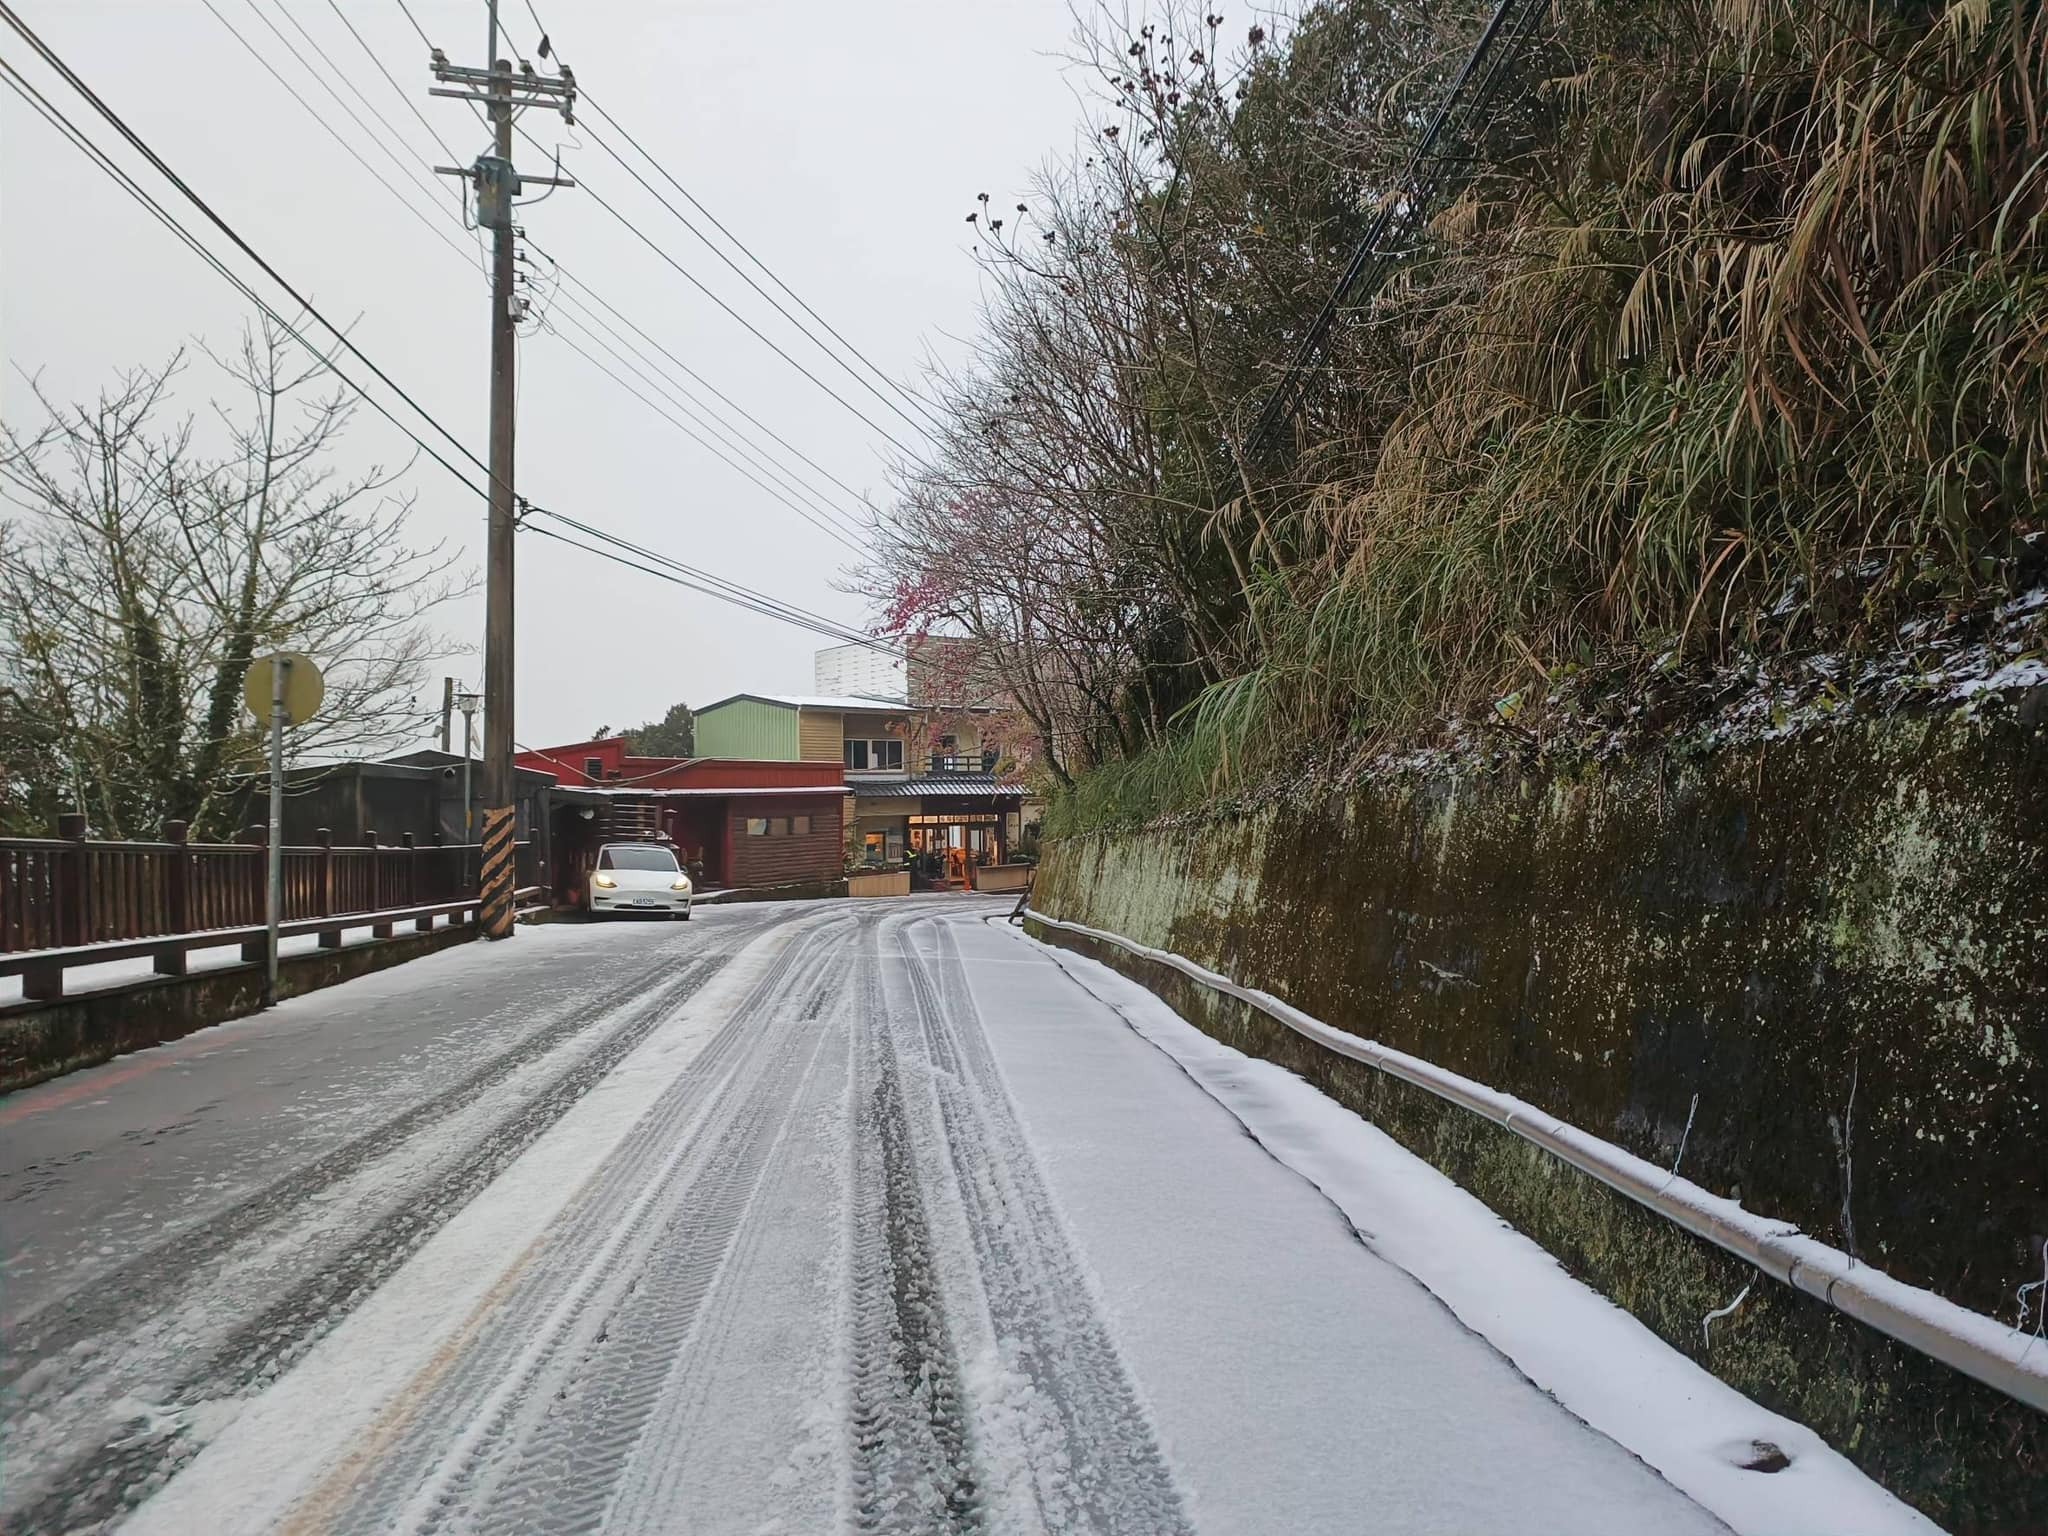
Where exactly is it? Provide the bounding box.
[515,738,848,905]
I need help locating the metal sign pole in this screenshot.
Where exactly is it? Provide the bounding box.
[265,655,289,1006]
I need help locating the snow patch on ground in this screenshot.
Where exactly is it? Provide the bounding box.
[1006,922,1942,1536]
[0,924,415,1006]
[119,914,809,1536]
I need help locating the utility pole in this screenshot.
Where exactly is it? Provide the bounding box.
[440,675,456,753]
[264,655,288,1007]
[429,3,574,937]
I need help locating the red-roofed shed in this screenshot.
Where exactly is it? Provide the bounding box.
[516,738,848,904]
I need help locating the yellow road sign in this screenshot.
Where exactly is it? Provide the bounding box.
[244,652,326,727]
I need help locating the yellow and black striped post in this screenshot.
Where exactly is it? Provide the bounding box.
[479,805,518,938]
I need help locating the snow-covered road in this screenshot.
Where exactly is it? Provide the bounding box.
[0,898,1932,1534]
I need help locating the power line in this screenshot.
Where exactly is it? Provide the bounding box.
[199,0,480,275]
[542,321,869,556]
[519,0,551,53]
[207,0,877,556]
[526,525,865,645]
[525,510,894,651]
[578,117,948,443]
[578,92,950,432]
[528,508,868,637]
[539,274,873,536]
[0,46,489,503]
[1245,0,1537,455]
[322,0,468,168]
[261,0,462,203]
[391,0,434,50]
[551,151,937,468]
[542,301,872,547]
[4,2,890,652]
[235,0,462,224]
[508,0,947,437]
[524,523,854,638]
[530,243,881,512]
[489,2,941,494]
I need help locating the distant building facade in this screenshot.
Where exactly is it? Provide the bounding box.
[813,641,906,703]
[692,689,1024,880]
[512,736,847,903]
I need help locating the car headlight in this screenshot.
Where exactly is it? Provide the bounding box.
[593,873,617,888]
[671,876,691,891]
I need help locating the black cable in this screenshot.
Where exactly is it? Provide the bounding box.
[555,151,936,468]
[207,0,876,553]
[200,0,476,270]
[530,242,880,511]
[0,49,490,504]
[4,3,884,653]
[529,508,862,631]
[543,322,870,556]
[1246,0,1530,455]
[542,276,873,537]
[520,0,551,53]
[321,0,466,168]
[240,0,463,221]
[512,0,947,435]
[525,514,894,651]
[545,302,873,546]
[0,1,500,494]
[580,94,949,431]
[579,118,949,443]
[527,509,871,640]
[525,523,864,640]
[391,0,433,49]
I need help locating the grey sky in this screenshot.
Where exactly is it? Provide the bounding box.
[2,0,1086,747]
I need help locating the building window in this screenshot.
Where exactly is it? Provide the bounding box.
[584,756,604,781]
[844,739,903,771]
[790,814,812,836]
[745,817,770,836]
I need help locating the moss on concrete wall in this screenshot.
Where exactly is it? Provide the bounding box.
[1033,712,2048,1527]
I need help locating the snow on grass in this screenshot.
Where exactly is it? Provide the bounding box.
[1002,921,1943,1536]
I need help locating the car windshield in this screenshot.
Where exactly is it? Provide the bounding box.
[598,845,678,872]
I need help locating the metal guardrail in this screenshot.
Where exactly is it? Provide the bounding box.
[1021,907,2048,1414]
[0,888,543,1003]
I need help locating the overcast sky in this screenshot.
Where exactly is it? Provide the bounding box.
[2,0,1089,747]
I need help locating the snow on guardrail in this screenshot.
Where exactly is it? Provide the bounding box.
[1022,907,2048,1414]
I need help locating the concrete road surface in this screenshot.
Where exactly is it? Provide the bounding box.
[0,898,1913,1534]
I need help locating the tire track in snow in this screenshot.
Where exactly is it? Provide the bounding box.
[846,924,983,1534]
[320,911,856,1536]
[5,924,756,1535]
[469,956,838,1534]
[887,913,1193,1536]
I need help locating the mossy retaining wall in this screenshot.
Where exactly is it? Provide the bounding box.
[1031,712,2047,1528]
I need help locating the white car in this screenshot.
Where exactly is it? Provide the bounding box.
[587,842,693,919]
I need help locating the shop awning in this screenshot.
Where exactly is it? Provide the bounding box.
[853,775,1025,800]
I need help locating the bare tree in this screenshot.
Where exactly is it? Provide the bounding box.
[0,315,472,837]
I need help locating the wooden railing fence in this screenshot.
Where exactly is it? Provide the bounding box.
[0,814,534,955]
